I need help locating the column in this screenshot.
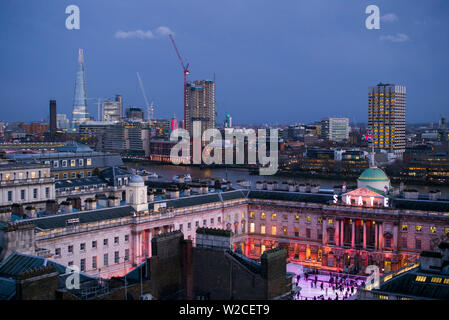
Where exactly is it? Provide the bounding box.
[322,220,327,245]
[340,220,344,246]
[378,223,383,250]
[147,229,152,257]
[363,221,366,249]
[393,224,398,251]
[351,220,355,248]
[373,221,379,250]
[334,220,340,246]
[134,230,141,263]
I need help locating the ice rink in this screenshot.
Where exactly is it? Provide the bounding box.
[287,263,367,300]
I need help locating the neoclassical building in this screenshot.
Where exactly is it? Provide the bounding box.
[1,167,448,279]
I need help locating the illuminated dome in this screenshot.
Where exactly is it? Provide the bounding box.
[357,167,391,191]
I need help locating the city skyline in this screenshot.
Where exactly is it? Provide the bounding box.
[1,1,449,125]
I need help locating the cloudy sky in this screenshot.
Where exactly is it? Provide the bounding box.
[1,0,448,124]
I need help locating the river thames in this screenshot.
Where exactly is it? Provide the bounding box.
[124,162,449,196]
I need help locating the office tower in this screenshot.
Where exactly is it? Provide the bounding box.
[103,98,121,122]
[185,80,215,135]
[320,118,349,141]
[171,114,178,131]
[368,83,406,154]
[125,107,144,121]
[72,49,90,128]
[56,114,70,130]
[115,94,123,118]
[49,100,57,139]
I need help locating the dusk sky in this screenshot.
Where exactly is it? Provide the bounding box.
[1,0,448,124]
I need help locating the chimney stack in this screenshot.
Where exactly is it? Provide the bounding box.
[84,198,97,210]
[11,203,24,217]
[60,201,72,213]
[24,206,36,218]
[49,100,57,140]
[45,200,58,214]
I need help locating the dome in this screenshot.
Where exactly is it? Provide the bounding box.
[358,168,389,182]
[129,174,144,185]
[357,167,390,191]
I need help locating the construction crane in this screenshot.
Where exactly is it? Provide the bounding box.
[87,97,110,121]
[136,72,154,121]
[169,34,190,129]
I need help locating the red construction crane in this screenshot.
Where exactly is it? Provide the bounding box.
[169,34,190,129]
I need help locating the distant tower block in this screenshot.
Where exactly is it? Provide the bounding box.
[368,83,406,154]
[72,49,90,128]
[49,100,57,139]
[171,114,178,131]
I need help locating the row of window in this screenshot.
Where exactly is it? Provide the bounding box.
[401,237,440,250]
[6,187,50,202]
[401,224,449,234]
[49,158,92,168]
[68,250,130,272]
[248,222,319,238]
[1,170,49,181]
[178,216,222,231]
[55,235,129,257]
[249,211,320,224]
[54,171,92,180]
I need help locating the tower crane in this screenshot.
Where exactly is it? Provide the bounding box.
[87,97,110,121]
[136,72,154,121]
[168,34,190,129]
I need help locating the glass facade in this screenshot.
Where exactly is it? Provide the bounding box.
[72,49,89,128]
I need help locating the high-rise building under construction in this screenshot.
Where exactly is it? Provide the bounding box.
[72,49,90,128]
[185,80,215,135]
[368,83,406,154]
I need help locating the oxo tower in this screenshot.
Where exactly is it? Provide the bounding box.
[71,49,90,128]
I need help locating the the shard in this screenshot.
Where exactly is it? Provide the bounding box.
[71,49,90,128]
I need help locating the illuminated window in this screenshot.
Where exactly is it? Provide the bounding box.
[283,226,288,235]
[294,227,299,237]
[306,216,311,223]
[70,159,76,167]
[430,226,437,233]
[402,224,408,232]
[241,212,245,218]
[445,228,449,235]
[272,226,277,235]
[318,217,323,224]
[261,212,266,219]
[261,225,266,234]
[431,277,442,284]
[283,214,288,220]
[295,215,299,221]
[86,158,92,166]
[416,225,422,233]
[249,211,255,218]
[249,223,255,233]
[328,219,333,225]
[272,213,277,220]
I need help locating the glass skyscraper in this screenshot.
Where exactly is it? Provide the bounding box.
[72,49,90,128]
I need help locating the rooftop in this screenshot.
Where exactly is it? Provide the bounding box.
[28,205,135,230]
